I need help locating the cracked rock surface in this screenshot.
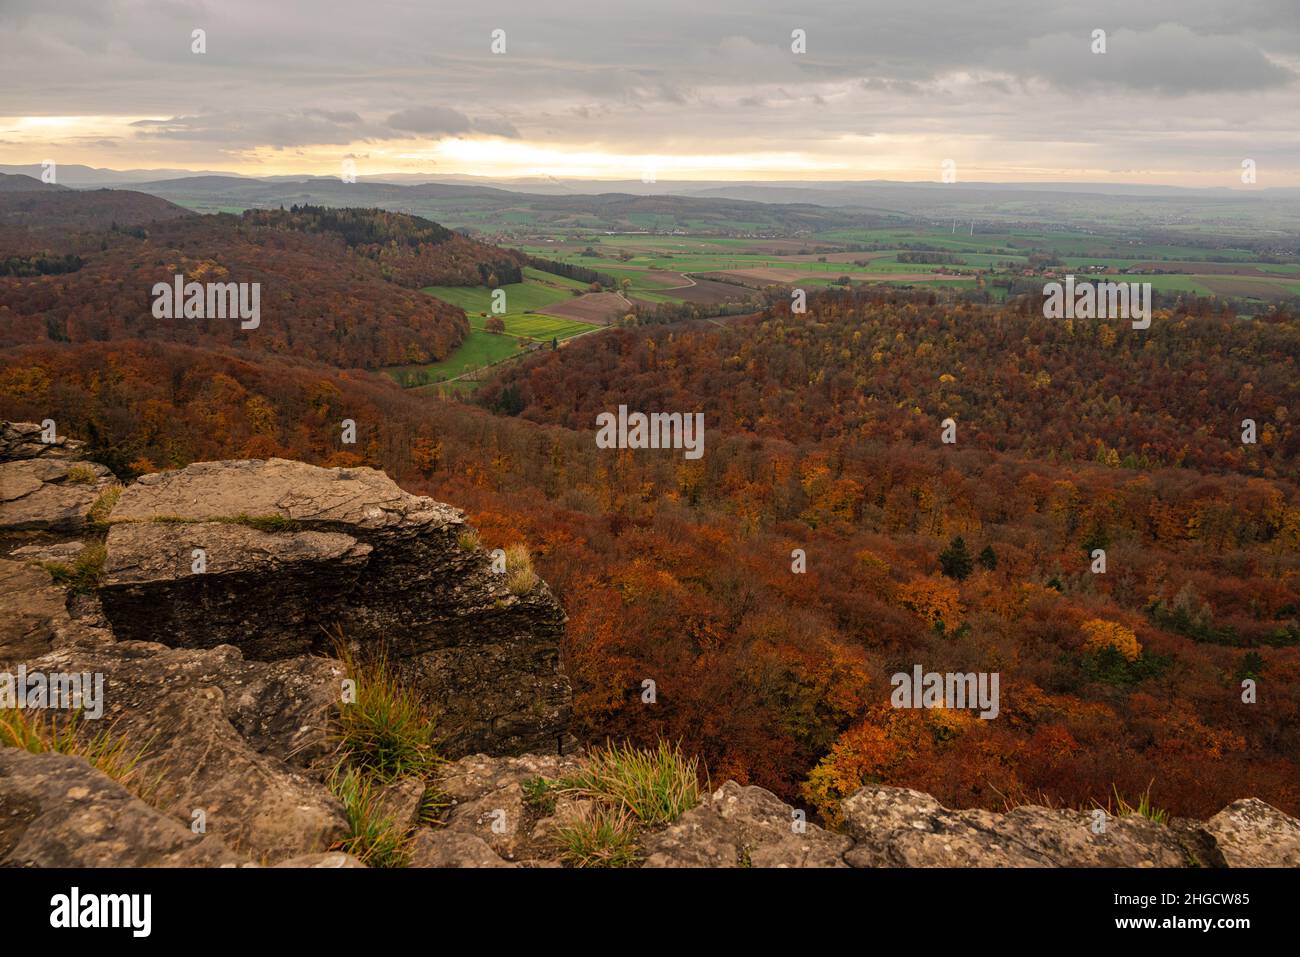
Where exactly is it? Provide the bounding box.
[97,457,572,757]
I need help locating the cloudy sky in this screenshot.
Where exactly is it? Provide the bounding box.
[2,0,1298,185]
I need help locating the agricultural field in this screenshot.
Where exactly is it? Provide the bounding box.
[381,270,604,391]
[382,329,522,390]
[514,226,1300,307]
[385,221,1300,394]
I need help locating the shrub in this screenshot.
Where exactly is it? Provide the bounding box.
[522,776,556,813]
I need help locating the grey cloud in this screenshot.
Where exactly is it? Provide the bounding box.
[471,116,521,138]
[386,106,474,136]
[1020,24,1294,95]
[130,111,384,147]
[0,0,1298,179]
[386,106,518,138]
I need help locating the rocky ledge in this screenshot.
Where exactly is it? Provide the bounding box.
[93,456,571,757]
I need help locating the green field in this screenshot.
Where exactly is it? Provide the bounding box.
[420,277,571,315]
[383,330,522,388]
[519,227,1300,304]
[382,276,601,390]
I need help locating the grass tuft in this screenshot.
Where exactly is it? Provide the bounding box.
[504,543,538,595]
[85,484,122,529]
[224,513,302,533]
[456,528,481,552]
[41,542,107,595]
[64,463,99,485]
[553,804,641,868]
[0,708,152,795]
[333,640,440,784]
[556,740,701,826]
[1109,782,1170,825]
[328,766,415,868]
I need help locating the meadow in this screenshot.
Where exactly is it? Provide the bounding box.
[381,269,601,391]
[515,227,1300,305]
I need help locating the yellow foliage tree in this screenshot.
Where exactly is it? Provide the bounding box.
[896,575,961,629]
[1081,619,1141,661]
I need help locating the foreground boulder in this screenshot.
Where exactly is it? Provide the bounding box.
[96,458,572,757]
[1202,798,1300,867]
[839,785,1300,868]
[21,638,350,861]
[0,749,245,867]
[0,558,102,667]
[1,457,116,534]
[643,781,851,867]
[430,751,585,865]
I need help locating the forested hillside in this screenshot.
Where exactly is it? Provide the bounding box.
[0,181,189,230]
[481,288,1298,481]
[243,205,526,288]
[3,286,1296,821]
[0,200,519,367]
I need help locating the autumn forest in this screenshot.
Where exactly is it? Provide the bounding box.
[2,193,1297,825]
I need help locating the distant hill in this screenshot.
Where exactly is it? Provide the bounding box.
[0,198,523,368]
[244,205,525,288]
[0,164,255,187]
[0,173,67,193]
[121,175,881,234]
[114,171,1300,240]
[0,186,190,231]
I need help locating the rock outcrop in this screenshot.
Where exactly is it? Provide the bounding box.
[840,785,1192,867]
[1,422,116,534]
[1201,798,1300,868]
[1,420,85,463]
[407,753,1300,869]
[17,638,351,861]
[0,749,245,867]
[0,558,98,666]
[642,781,851,867]
[95,457,572,757]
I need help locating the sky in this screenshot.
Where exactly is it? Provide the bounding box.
[2,0,1298,186]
